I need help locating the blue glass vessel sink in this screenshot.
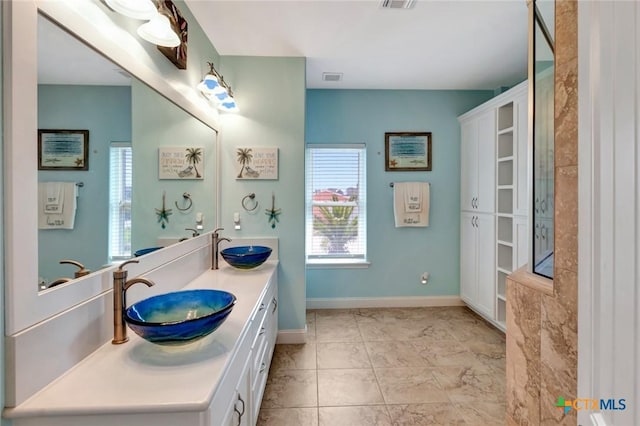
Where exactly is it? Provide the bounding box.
[133,246,163,257]
[220,245,272,270]
[124,289,236,346]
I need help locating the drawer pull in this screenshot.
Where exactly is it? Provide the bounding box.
[271,298,278,313]
[259,327,266,336]
[260,362,267,373]
[259,302,266,312]
[234,394,245,425]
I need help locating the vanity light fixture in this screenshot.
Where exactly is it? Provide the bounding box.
[198,62,240,112]
[137,12,181,48]
[106,0,181,48]
[105,0,157,20]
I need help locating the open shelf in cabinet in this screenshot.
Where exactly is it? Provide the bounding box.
[498,160,514,186]
[497,188,513,214]
[497,244,513,271]
[497,270,508,299]
[498,132,514,158]
[497,216,513,242]
[498,102,514,130]
[497,299,506,324]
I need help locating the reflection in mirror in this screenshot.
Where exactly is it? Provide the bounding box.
[37,14,132,289]
[532,3,555,278]
[37,15,217,290]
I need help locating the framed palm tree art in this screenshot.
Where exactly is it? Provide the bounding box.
[235,147,279,180]
[158,146,204,179]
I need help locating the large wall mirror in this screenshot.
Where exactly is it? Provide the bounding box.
[37,15,218,289]
[530,0,555,278]
[4,0,220,334]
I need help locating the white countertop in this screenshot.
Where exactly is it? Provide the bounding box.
[4,261,278,418]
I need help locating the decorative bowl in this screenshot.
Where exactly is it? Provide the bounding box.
[133,246,163,257]
[220,245,273,270]
[124,289,236,346]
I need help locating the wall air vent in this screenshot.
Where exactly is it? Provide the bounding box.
[380,0,416,9]
[322,72,343,82]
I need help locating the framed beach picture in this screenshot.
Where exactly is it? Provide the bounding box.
[158,147,204,179]
[384,132,432,171]
[38,129,89,171]
[235,147,279,180]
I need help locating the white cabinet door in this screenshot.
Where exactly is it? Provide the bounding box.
[475,213,496,318]
[476,110,496,213]
[221,356,252,426]
[514,91,529,216]
[460,120,478,211]
[460,213,477,304]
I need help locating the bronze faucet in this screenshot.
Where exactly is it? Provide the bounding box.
[60,259,91,278]
[212,227,231,270]
[112,259,155,344]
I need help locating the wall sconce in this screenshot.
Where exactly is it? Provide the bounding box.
[105,0,180,48]
[198,62,239,113]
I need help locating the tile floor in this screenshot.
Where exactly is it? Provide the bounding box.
[257,306,506,425]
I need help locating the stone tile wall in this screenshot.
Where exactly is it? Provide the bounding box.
[506,1,578,424]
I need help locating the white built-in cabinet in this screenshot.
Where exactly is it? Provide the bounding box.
[459,81,529,331]
[460,110,496,213]
[460,212,496,319]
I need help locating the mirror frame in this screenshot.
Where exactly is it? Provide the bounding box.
[527,0,555,279]
[3,0,221,334]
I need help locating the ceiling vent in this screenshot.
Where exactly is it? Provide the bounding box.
[322,72,343,82]
[380,0,416,9]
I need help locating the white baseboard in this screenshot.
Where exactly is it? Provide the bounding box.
[306,296,464,310]
[276,326,307,344]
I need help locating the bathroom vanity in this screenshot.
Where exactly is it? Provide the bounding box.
[4,259,278,426]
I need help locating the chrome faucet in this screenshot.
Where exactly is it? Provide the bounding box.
[212,227,231,270]
[112,259,155,344]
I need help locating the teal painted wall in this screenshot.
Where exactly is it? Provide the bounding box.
[131,80,218,249]
[305,89,493,299]
[218,56,306,331]
[37,85,131,282]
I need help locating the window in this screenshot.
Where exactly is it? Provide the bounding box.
[305,144,367,264]
[109,142,132,260]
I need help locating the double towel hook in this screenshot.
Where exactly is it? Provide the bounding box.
[175,192,193,211]
[242,193,259,212]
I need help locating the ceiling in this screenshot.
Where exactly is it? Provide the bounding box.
[185,0,529,90]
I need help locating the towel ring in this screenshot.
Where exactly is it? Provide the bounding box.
[175,192,193,211]
[242,193,258,212]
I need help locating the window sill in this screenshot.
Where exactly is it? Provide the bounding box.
[306,260,371,269]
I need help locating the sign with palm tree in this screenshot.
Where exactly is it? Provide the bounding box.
[158,146,204,179]
[236,147,278,179]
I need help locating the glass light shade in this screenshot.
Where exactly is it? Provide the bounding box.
[105,0,157,20]
[137,14,181,48]
[212,90,231,104]
[218,98,239,113]
[197,75,227,97]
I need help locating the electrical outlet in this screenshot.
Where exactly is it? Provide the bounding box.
[421,272,430,285]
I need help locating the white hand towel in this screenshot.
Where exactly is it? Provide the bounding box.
[394,182,430,227]
[404,182,422,212]
[44,182,63,213]
[38,182,78,230]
